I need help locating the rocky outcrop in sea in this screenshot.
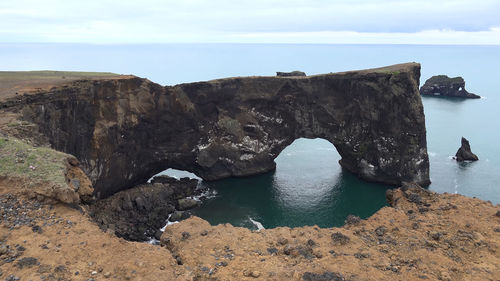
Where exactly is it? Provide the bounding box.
[89,175,203,241]
[455,137,479,162]
[420,75,480,98]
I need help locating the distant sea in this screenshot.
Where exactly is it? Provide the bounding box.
[2,43,499,229]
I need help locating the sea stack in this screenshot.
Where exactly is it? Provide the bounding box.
[455,137,479,162]
[420,75,480,98]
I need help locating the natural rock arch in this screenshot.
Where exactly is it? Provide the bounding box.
[8,63,430,197]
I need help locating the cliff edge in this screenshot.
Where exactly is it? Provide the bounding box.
[0,63,430,198]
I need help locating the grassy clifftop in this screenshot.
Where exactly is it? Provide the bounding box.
[0,135,93,203]
[0,70,119,80]
[0,136,67,186]
[0,70,132,101]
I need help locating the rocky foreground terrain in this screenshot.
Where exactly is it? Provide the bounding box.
[0,68,498,280]
[0,181,498,280]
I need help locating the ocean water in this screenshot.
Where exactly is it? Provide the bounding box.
[1,43,499,229]
[189,138,391,229]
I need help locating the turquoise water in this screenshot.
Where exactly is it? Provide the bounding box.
[191,139,390,229]
[1,43,499,228]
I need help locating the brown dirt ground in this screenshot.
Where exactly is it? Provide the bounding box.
[0,183,186,280]
[161,187,500,281]
[0,182,499,281]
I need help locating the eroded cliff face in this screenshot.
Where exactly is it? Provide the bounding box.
[0,63,430,197]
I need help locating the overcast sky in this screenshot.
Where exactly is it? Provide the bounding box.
[1,0,499,44]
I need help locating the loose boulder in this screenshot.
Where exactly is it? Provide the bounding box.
[276,71,306,77]
[455,137,479,162]
[420,75,480,98]
[177,198,200,211]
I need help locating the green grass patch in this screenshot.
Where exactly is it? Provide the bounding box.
[0,136,68,187]
[385,70,400,76]
[425,75,463,85]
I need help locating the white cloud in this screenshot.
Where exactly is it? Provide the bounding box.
[227,28,500,45]
[0,0,499,44]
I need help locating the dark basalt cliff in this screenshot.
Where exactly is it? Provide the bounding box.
[0,63,430,197]
[420,75,480,98]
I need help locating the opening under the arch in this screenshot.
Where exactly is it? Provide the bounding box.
[192,138,392,229]
[272,138,342,209]
[148,168,201,182]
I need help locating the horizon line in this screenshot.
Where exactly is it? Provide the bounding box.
[1,42,500,46]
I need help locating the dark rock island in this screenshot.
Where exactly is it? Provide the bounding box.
[455,137,479,162]
[420,75,480,98]
[0,63,430,198]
